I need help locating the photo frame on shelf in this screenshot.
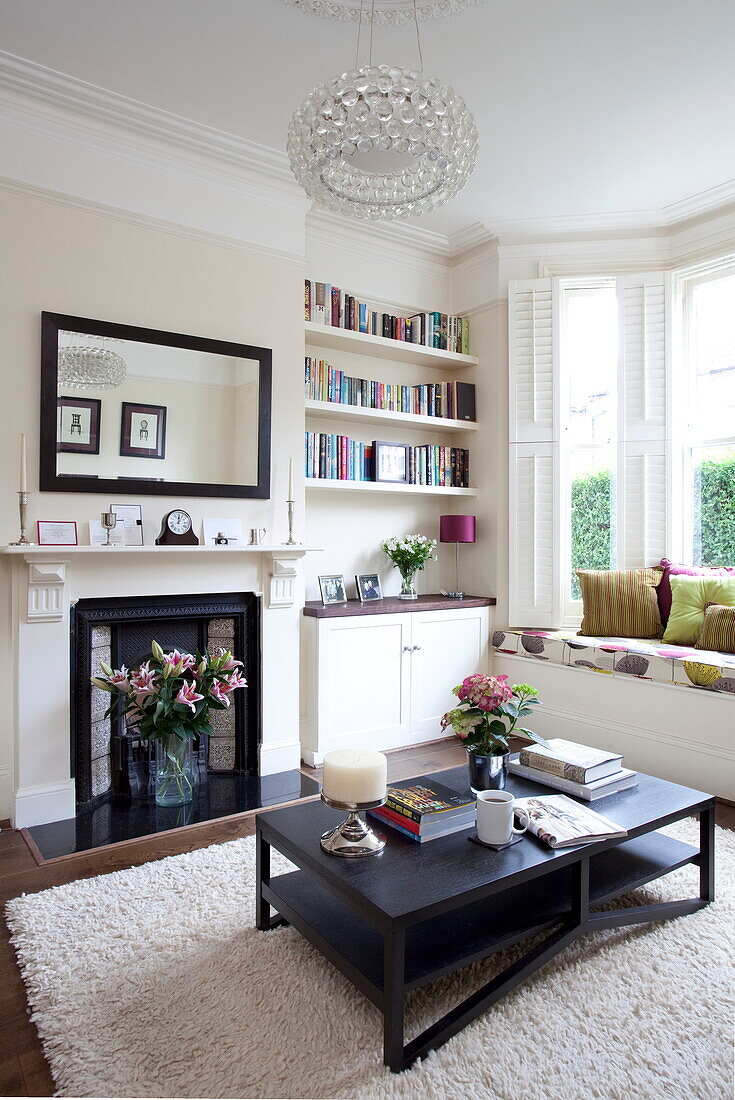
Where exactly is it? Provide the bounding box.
[110,503,144,545]
[355,573,382,602]
[319,574,347,605]
[202,517,243,546]
[37,520,78,546]
[372,441,409,484]
[120,402,167,460]
[57,397,101,455]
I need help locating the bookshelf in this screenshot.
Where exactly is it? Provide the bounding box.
[305,321,478,369]
[305,479,478,498]
[305,399,478,435]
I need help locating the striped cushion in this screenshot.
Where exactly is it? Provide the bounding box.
[696,603,735,654]
[577,568,664,639]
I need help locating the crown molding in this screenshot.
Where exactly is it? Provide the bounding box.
[306,207,452,272]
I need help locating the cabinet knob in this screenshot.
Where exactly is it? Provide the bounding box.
[403,645,412,653]
[412,644,422,651]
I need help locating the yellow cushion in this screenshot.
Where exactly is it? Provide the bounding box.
[663,575,735,645]
[577,568,663,639]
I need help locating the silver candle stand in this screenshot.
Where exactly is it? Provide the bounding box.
[320,792,387,857]
[284,498,299,546]
[10,492,34,546]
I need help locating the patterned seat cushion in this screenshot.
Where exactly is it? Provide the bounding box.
[492,628,735,696]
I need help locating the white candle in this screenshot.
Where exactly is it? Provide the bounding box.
[288,457,294,501]
[322,749,387,804]
[19,433,27,493]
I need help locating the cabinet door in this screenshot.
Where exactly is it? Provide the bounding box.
[318,614,411,753]
[409,608,489,741]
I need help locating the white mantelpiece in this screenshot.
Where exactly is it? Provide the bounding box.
[2,544,321,828]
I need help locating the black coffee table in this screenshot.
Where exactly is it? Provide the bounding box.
[256,766,714,1073]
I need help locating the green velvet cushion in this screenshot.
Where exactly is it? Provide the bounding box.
[663,575,735,645]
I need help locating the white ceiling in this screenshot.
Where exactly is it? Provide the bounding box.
[1,0,734,237]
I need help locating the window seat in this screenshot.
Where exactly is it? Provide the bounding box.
[492,629,735,695]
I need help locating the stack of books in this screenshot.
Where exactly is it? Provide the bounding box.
[508,738,638,801]
[305,279,471,355]
[305,357,476,422]
[305,432,471,487]
[368,776,475,843]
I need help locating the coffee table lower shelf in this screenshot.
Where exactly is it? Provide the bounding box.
[258,829,708,1070]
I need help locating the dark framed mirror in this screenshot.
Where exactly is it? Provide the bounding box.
[40,312,272,499]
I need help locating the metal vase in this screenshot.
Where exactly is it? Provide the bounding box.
[467,748,509,794]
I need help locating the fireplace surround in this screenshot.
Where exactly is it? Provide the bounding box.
[73,592,260,807]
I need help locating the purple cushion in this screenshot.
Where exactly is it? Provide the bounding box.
[657,558,735,625]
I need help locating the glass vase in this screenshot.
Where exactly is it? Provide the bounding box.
[155,733,195,806]
[467,748,509,794]
[398,568,419,600]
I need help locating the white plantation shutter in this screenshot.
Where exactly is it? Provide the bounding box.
[509,280,554,443]
[617,273,669,568]
[508,279,559,627]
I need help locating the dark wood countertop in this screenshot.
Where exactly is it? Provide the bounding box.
[303,594,496,618]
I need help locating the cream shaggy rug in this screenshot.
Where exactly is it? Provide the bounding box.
[6,819,734,1100]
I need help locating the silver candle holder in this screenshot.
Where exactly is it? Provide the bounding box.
[284,498,298,546]
[320,792,386,857]
[10,492,34,546]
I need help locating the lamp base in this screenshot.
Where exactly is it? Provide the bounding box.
[320,793,386,857]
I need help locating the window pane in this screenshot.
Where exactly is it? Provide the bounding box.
[692,274,735,441]
[564,288,617,446]
[570,449,615,599]
[692,444,735,566]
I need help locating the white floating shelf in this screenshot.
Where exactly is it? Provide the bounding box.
[305,321,478,369]
[305,479,477,497]
[1,545,323,556]
[305,399,478,435]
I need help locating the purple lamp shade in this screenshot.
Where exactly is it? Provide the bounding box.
[440,515,476,544]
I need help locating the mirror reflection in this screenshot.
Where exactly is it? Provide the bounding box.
[55,333,261,487]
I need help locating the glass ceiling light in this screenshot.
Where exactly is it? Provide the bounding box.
[287,2,478,219]
[58,338,127,390]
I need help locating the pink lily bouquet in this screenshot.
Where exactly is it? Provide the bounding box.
[441,674,549,757]
[92,640,247,804]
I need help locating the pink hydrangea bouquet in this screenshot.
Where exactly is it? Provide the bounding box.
[92,640,247,804]
[441,674,549,756]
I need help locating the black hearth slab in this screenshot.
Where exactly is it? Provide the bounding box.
[25,770,320,860]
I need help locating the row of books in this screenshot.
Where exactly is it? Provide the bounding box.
[304,433,471,487]
[368,777,475,843]
[305,279,471,354]
[305,357,476,421]
[508,738,638,801]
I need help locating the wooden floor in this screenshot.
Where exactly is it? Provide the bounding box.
[0,738,732,1097]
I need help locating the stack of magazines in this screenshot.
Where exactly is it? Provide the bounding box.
[508,738,638,800]
[513,795,627,849]
[368,776,475,843]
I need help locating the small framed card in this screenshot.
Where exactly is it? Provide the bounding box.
[111,504,144,546]
[120,402,167,459]
[355,573,382,601]
[57,397,101,454]
[319,574,347,605]
[37,520,78,546]
[372,441,410,484]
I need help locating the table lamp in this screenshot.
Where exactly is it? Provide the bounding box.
[440,514,476,599]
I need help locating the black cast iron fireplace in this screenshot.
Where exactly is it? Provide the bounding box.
[72,593,261,808]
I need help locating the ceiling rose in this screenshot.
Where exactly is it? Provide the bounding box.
[283,0,481,25]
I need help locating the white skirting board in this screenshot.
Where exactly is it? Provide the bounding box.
[492,652,735,800]
[259,738,302,776]
[13,779,76,829]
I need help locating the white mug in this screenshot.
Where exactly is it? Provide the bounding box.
[476,790,530,846]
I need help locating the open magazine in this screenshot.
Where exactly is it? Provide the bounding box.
[514,794,627,849]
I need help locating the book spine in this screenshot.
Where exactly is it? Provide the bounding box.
[304,279,311,322]
[368,812,421,842]
[372,805,420,833]
[518,750,592,784]
[384,796,423,824]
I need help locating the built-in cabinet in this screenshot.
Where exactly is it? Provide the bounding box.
[300,596,494,765]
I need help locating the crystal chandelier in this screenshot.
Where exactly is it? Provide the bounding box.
[287,4,478,219]
[58,340,127,390]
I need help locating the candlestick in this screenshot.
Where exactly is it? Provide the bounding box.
[10,492,34,546]
[284,499,298,546]
[19,434,27,494]
[287,457,294,502]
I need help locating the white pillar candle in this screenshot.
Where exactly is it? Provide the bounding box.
[322,749,387,804]
[19,433,27,493]
[288,457,294,501]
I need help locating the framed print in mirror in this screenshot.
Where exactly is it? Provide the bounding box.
[120,402,167,460]
[319,574,347,605]
[373,441,409,484]
[356,573,382,601]
[57,397,101,454]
